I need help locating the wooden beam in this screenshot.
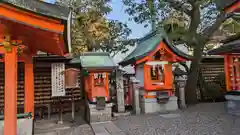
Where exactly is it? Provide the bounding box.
[0,4,64,33]
[225,1,240,13]
[3,46,18,135]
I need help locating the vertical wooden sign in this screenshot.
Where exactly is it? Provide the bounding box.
[51,63,65,97]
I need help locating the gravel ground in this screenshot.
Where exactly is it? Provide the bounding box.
[35,102,240,135]
[34,113,94,135]
[113,102,240,135]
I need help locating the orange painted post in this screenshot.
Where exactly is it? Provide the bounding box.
[3,46,18,135]
[24,58,34,118]
[224,55,230,91]
[224,1,240,13]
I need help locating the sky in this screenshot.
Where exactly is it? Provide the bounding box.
[44,0,150,64]
[107,0,149,64]
[107,0,149,38]
[44,0,150,38]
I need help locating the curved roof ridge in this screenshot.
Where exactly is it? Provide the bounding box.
[1,0,70,20]
[119,28,191,66]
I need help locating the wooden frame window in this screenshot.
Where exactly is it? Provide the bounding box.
[93,73,106,86]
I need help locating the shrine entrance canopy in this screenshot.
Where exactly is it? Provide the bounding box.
[0,0,71,56]
[0,1,71,135]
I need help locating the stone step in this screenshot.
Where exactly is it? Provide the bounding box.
[91,121,126,135]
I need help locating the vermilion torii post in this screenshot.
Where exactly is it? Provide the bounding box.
[0,1,70,135]
[23,53,35,118]
[0,42,18,135]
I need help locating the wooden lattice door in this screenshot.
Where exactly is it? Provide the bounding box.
[229,56,240,90]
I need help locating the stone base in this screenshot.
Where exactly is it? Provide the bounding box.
[85,101,113,123]
[140,96,178,114]
[225,93,240,116]
[112,111,131,117]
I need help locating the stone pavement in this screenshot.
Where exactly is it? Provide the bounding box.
[34,112,94,135]
[114,102,240,135]
[34,124,94,135]
[91,121,126,135]
[34,102,240,135]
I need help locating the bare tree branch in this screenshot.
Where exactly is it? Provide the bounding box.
[163,0,192,16]
[186,0,196,5]
[201,12,232,40]
[188,2,201,34]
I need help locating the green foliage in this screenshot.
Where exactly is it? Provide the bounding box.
[57,0,136,56]
[221,18,240,34]
[100,20,136,57]
[123,0,239,46]
[123,0,170,28]
[161,11,189,44]
[123,0,239,104]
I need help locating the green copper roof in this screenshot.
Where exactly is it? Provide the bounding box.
[119,28,192,66]
[1,0,70,20]
[70,52,117,70]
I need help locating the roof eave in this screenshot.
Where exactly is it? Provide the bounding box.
[118,58,136,67]
[163,39,193,61]
[82,66,117,71]
[1,0,69,20]
[119,40,192,66]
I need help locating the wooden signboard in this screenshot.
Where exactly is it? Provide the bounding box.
[51,63,65,97]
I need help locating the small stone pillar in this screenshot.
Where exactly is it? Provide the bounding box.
[175,75,187,109]
[130,77,141,115]
[116,70,125,113]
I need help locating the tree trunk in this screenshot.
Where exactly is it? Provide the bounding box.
[87,47,93,52]
[185,43,204,105]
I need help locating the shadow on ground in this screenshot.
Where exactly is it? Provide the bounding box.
[34,102,240,135]
[34,109,94,135]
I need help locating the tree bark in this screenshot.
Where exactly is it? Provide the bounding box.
[185,43,204,105]
[184,11,229,105]
[87,46,94,52]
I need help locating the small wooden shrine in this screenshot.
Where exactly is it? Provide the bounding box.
[0,0,70,134]
[119,28,191,113]
[208,34,240,91]
[207,0,240,92]
[70,52,117,123]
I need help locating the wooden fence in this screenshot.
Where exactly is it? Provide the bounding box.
[197,56,225,101]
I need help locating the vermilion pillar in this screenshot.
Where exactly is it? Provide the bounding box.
[224,55,230,91]
[4,46,18,135]
[24,57,34,117]
[225,1,240,13]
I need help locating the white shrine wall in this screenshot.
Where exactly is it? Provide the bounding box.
[135,64,144,87]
